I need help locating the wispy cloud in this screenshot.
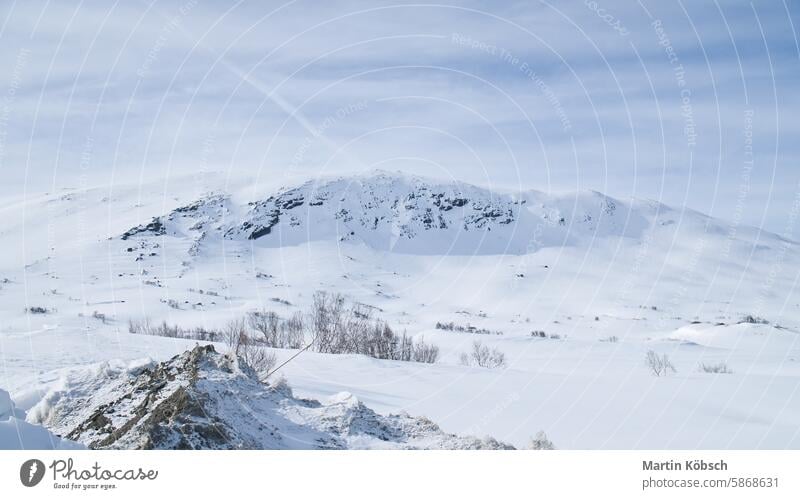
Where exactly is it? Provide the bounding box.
[0,0,797,231]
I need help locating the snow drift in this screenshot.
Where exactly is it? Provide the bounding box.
[0,388,83,450]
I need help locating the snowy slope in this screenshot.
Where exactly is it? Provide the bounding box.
[2,171,800,449]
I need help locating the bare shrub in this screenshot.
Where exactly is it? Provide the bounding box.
[129,320,151,335]
[190,327,219,342]
[412,336,440,363]
[699,362,732,374]
[366,321,397,360]
[600,335,619,343]
[247,309,306,349]
[241,344,277,382]
[248,310,280,346]
[161,298,181,310]
[645,350,676,377]
[396,331,414,362]
[739,314,768,325]
[26,306,49,314]
[92,310,108,324]
[528,431,556,450]
[308,291,437,363]
[125,291,438,366]
[128,318,218,341]
[311,291,346,354]
[436,321,503,335]
[460,340,506,369]
[223,319,248,353]
[223,319,276,381]
[155,321,180,338]
[128,318,153,335]
[282,311,306,349]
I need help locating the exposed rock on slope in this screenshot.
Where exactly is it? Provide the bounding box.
[33,346,513,450]
[118,171,659,255]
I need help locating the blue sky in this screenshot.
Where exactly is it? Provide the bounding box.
[0,0,798,233]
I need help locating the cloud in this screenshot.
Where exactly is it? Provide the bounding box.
[0,0,797,232]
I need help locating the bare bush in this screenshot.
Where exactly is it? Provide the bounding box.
[282,311,306,349]
[241,344,277,382]
[223,319,277,381]
[528,431,556,450]
[311,291,347,354]
[412,336,440,364]
[161,298,181,310]
[223,319,248,353]
[125,291,438,365]
[247,309,306,349]
[460,341,506,369]
[128,318,153,335]
[739,314,769,325]
[436,321,503,335]
[699,362,732,374]
[309,291,438,363]
[127,318,219,341]
[248,310,280,346]
[26,306,50,314]
[190,327,220,342]
[645,350,676,377]
[158,321,180,338]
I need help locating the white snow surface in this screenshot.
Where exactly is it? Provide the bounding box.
[2,171,800,449]
[0,388,83,449]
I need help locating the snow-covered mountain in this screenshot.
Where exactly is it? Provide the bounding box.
[2,171,800,449]
[117,170,776,257]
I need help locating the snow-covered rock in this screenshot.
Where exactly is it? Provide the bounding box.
[35,346,513,450]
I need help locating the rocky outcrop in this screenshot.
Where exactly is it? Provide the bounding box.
[37,346,513,450]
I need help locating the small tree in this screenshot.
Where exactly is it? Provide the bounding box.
[645,350,676,377]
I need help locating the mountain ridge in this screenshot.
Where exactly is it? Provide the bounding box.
[117,170,784,257]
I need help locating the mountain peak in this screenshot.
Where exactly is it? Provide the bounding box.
[116,172,783,257]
